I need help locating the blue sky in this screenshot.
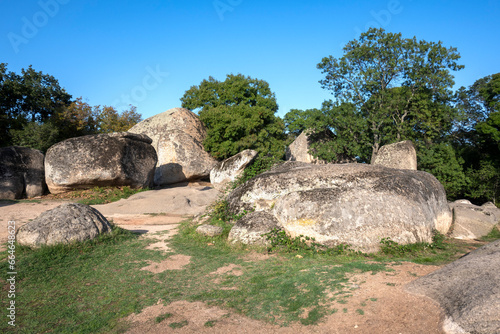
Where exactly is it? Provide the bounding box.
[1,0,499,120]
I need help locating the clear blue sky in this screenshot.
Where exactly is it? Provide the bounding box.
[1,0,499,119]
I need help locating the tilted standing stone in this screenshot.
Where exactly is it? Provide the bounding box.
[210,149,258,189]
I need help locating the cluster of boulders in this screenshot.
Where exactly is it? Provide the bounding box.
[1,108,231,199]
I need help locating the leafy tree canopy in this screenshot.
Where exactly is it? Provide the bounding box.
[316,28,464,161]
[181,74,285,159]
[454,73,500,204]
[1,63,72,146]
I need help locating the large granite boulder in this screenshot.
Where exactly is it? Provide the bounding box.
[45,132,157,194]
[129,108,217,185]
[16,203,111,247]
[0,146,45,199]
[449,200,500,239]
[372,140,417,170]
[406,239,500,334]
[227,162,452,253]
[210,149,258,189]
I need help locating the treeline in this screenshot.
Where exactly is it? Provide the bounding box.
[1,29,498,205]
[0,63,141,152]
[180,29,498,205]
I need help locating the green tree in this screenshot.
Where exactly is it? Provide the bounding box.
[0,63,72,147]
[316,28,463,162]
[181,74,286,159]
[284,101,370,162]
[97,105,141,133]
[455,73,500,204]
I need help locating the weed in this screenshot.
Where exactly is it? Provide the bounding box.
[386,283,396,286]
[343,308,348,313]
[356,309,364,315]
[264,228,356,255]
[155,313,173,323]
[379,230,447,256]
[369,298,377,302]
[169,320,188,329]
[204,320,217,327]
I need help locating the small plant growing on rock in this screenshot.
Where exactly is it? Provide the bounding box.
[264,228,355,255]
[380,230,447,256]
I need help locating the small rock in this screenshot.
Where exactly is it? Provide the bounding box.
[228,211,280,246]
[16,203,111,247]
[196,224,223,237]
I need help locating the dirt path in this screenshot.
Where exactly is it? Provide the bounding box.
[123,262,445,334]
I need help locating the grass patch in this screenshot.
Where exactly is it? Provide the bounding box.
[155,313,173,323]
[481,226,500,242]
[0,217,495,333]
[169,320,188,329]
[204,320,217,327]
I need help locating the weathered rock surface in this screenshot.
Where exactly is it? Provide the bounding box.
[449,200,500,240]
[45,132,157,194]
[129,108,217,185]
[228,211,280,246]
[372,140,417,170]
[16,203,111,247]
[93,184,220,217]
[210,149,258,189]
[227,162,452,253]
[155,129,216,184]
[0,146,45,199]
[286,131,327,164]
[196,224,223,237]
[406,239,500,334]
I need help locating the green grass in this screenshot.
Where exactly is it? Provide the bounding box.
[481,226,500,242]
[1,218,498,333]
[169,320,188,329]
[74,186,150,205]
[155,313,173,323]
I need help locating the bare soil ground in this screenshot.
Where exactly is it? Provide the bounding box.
[0,191,448,333]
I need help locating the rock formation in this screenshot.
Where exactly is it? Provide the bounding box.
[45,132,156,194]
[449,200,500,239]
[196,224,223,237]
[210,149,258,189]
[372,140,417,170]
[129,108,217,185]
[16,203,111,247]
[0,146,45,199]
[227,162,451,253]
[406,239,500,334]
[228,211,280,246]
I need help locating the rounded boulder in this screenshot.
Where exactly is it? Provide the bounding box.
[45,132,157,194]
[16,203,111,247]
